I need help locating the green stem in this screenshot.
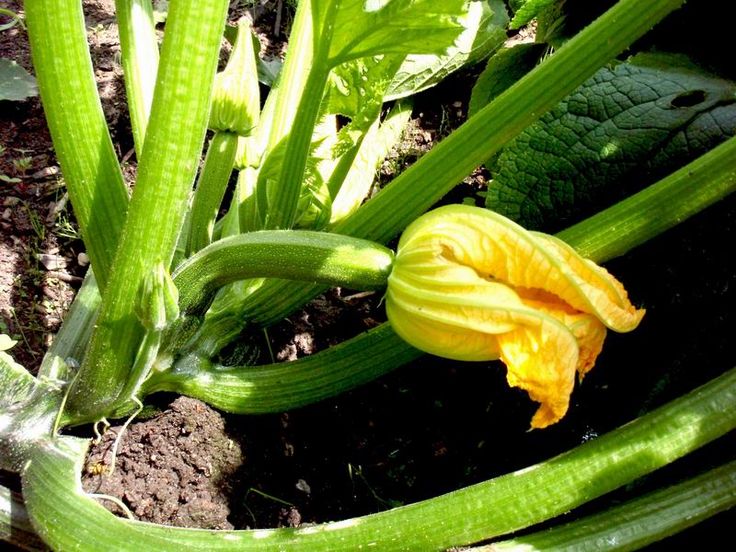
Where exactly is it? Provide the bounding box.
[485,461,736,552]
[186,132,239,256]
[258,2,340,229]
[23,368,736,550]
[259,61,333,229]
[262,0,314,152]
[37,271,101,381]
[143,322,419,413]
[63,0,229,425]
[558,135,736,261]
[114,0,159,156]
[24,0,129,290]
[173,231,394,315]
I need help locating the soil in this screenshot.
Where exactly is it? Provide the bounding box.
[1,0,735,549]
[83,396,243,530]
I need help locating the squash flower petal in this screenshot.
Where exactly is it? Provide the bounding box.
[386,205,644,429]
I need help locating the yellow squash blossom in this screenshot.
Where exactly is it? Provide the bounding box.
[386,205,644,429]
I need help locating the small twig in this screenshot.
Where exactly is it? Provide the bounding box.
[247,487,293,507]
[92,419,111,445]
[106,396,143,476]
[341,290,376,302]
[46,270,83,283]
[88,494,136,520]
[262,327,276,364]
[274,0,283,38]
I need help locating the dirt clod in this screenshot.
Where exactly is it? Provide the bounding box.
[82,397,243,530]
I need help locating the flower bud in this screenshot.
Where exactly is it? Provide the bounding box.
[386,205,644,428]
[135,262,180,332]
[209,20,260,135]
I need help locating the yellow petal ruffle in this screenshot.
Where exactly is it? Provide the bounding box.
[386,205,645,428]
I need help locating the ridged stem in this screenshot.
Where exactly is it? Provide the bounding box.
[114,0,159,155]
[24,0,129,289]
[558,135,736,261]
[63,0,230,424]
[0,484,46,551]
[23,368,736,550]
[173,231,394,315]
[484,460,736,552]
[186,132,239,255]
[143,323,419,412]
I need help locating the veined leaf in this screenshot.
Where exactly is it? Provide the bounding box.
[294,55,406,228]
[330,99,413,225]
[386,0,509,100]
[324,55,403,129]
[485,62,736,230]
[327,0,469,64]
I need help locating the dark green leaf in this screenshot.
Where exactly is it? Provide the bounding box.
[485,63,736,230]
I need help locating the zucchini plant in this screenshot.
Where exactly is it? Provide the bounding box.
[2,0,735,550]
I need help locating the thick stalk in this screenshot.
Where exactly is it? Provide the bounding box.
[24,0,129,290]
[173,231,394,315]
[143,322,419,412]
[258,2,339,229]
[37,271,101,381]
[485,461,736,551]
[114,0,159,155]
[63,0,229,424]
[259,62,333,229]
[186,132,239,255]
[22,368,736,550]
[262,0,314,151]
[193,0,688,339]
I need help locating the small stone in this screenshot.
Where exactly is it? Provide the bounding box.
[38,253,67,271]
[295,479,311,495]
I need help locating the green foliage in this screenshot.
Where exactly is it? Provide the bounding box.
[0,58,37,101]
[4,0,736,549]
[326,0,468,63]
[484,62,736,230]
[385,0,509,100]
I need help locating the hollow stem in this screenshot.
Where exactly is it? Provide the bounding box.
[114,0,159,155]
[186,132,239,256]
[24,0,129,290]
[23,367,736,550]
[63,0,230,425]
[485,460,736,551]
